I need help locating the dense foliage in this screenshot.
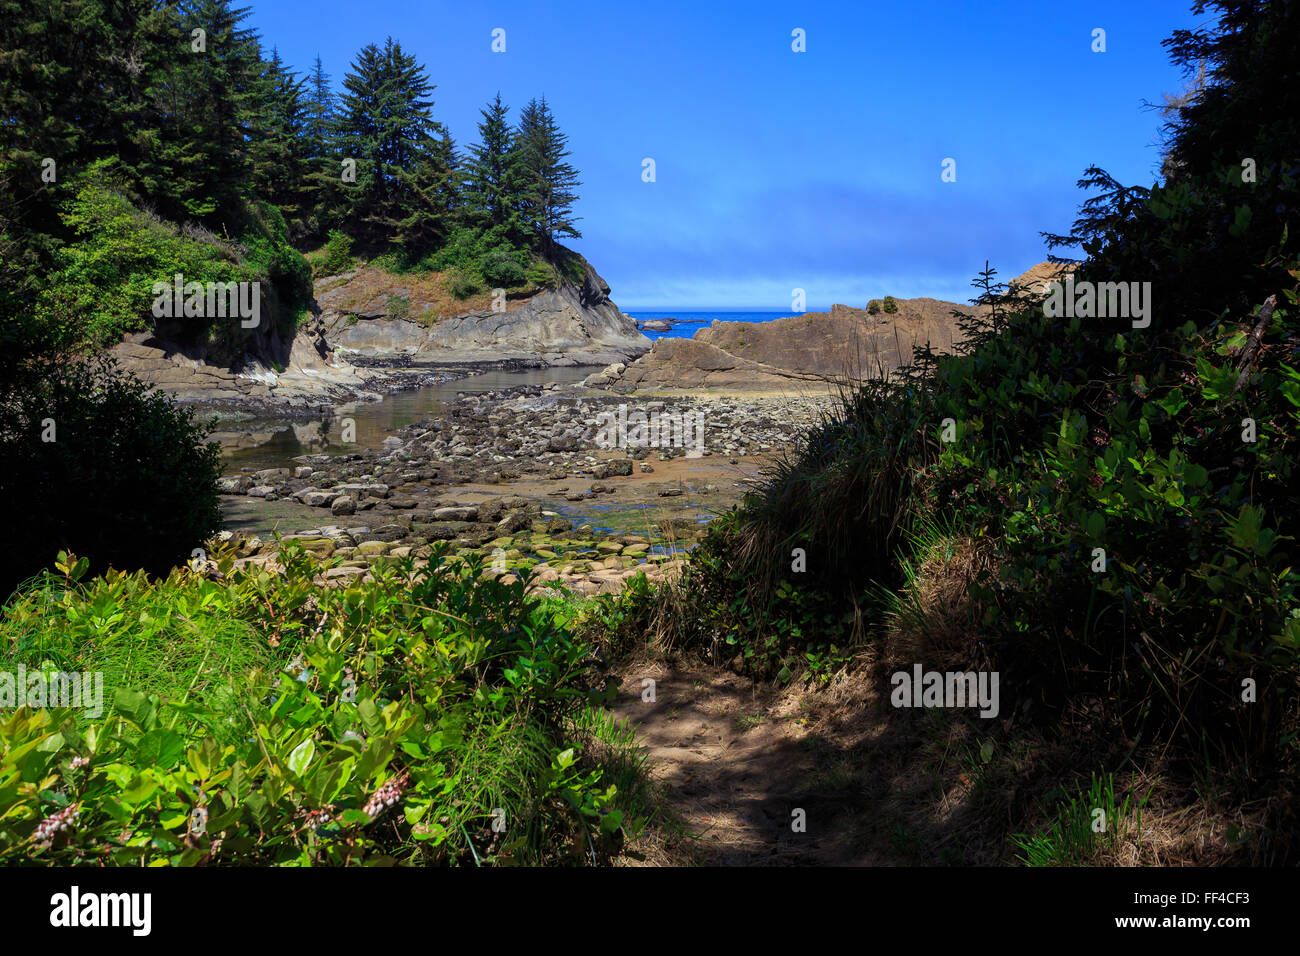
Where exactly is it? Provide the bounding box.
[0,546,641,865]
[0,355,224,598]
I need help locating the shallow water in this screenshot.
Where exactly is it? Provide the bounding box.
[216,366,593,471]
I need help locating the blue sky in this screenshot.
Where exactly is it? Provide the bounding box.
[248,0,1208,310]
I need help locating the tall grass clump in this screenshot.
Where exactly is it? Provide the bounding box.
[1011,772,1149,866]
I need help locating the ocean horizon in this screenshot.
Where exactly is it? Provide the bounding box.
[624,310,796,341]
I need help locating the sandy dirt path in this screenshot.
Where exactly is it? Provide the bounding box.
[612,661,890,865]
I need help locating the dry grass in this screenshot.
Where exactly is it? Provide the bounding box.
[881,532,994,672]
[311,263,545,325]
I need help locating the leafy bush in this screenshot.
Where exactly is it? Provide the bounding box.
[37,161,239,347]
[867,300,882,315]
[426,226,487,273]
[479,248,528,288]
[0,545,641,865]
[33,162,311,349]
[0,356,223,598]
[882,296,898,314]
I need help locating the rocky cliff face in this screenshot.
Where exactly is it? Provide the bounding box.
[109,305,378,408]
[109,255,650,407]
[317,259,650,367]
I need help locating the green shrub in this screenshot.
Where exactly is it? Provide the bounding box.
[882,296,898,314]
[448,271,481,300]
[427,226,487,272]
[33,164,310,349]
[0,356,223,598]
[867,300,882,314]
[479,248,528,288]
[0,545,642,865]
[318,229,354,277]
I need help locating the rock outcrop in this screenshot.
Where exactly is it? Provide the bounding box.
[317,258,650,367]
[110,310,382,408]
[110,253,650,407]
[593,297,971,390]
[591,262,1069,391]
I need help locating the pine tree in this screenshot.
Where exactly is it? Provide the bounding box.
[248,48,311,233]
[514,97,583,259]
[334,37,444,247]
[464,93,526,242]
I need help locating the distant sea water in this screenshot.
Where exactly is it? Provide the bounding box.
[626,310,792,342]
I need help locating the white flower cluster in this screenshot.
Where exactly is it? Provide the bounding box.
[35,803,79,844]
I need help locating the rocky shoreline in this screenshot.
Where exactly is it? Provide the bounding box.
[214,383,835,594]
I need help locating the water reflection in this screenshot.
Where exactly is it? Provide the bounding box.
[216,365,593,470]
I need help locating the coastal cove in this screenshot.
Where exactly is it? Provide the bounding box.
[5,0,1295,882]
[212,371,839,595]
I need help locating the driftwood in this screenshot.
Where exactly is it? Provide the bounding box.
[1233,294,1277,392]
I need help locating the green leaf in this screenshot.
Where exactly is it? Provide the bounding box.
[136,729,185,770]
[113,689,149,723]
[356,698,384,736]
[288,738,315,777]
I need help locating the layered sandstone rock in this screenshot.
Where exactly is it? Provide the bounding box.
[591,262,1068,391]
[317,258,650,366]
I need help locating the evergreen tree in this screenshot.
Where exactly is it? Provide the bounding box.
[249,48,311,234]
[300,54,342,236]
[464,93,526,242]
[152,0,265,225]
[305,54,336,156]
[0,0,177,261]
[333,37,443,247]
[514,97,582,259]
[397,127,460,251]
